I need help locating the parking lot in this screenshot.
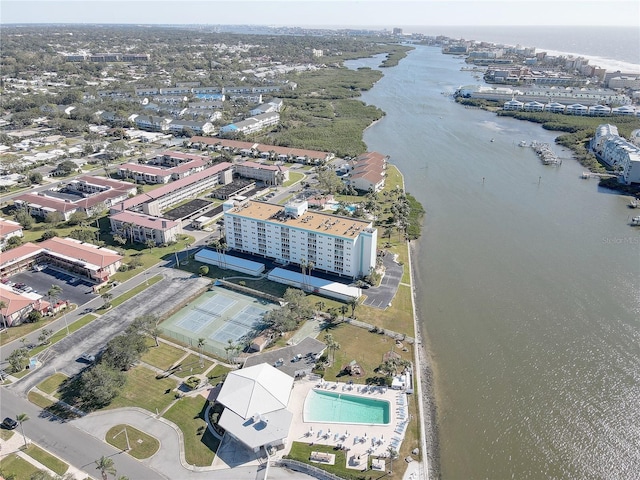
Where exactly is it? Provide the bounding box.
[9,266,98,307]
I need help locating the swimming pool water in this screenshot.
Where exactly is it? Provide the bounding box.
[304,389,391,425]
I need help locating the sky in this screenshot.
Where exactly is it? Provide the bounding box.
[2,0,639,27]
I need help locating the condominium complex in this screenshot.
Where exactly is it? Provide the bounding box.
[591,124,640,185]
[14,176,137,221]
[223,199,377,279]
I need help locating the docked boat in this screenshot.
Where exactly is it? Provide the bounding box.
[518,140,528,147]
[630,216,640,226]
[581,172,591,179]
[628,199,638,209]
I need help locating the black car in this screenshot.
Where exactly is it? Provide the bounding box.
[2,417,18,430]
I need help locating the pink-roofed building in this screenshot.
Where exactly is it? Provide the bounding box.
[0,238,123,283]
[119,151,209,184]
[347,152,388,192]
[109,211,182,245]
[190,136,334,164]
[234,161,289,185]
[0,286,36,327]
[0,218,23,249]
[13,175,136,220]
[110,162,233,217]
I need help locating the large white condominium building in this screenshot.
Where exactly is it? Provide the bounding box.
[223,200,377,279]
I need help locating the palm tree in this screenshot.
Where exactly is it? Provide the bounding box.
[95,456,117,480]
[348,298,358,318]
[47,285,62,313]
[299,258,307,290]
[387,447,398,473]
[323,333,340,364]
[0,300,8,329]
[16,412,29,448]
[197,337,206,367]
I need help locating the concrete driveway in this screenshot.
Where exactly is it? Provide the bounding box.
[362,253,404,309]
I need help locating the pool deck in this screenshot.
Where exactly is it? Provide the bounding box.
[279,378,410,462]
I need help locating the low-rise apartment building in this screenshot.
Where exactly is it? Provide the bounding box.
[109,211,182,245]
[14,176,137,221]
[234,161,289,185]
[346,152,388,192]
[0,237,123,283]
[0,218,23,250]
[591,124,640,185]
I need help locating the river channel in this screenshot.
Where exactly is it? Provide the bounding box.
[346,46,640,479]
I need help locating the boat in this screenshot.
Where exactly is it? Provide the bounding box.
[581,172,591,179]
[630,216,640,226]
[518,140,528,147]
[628,199,638,209]
[490,138,495,142]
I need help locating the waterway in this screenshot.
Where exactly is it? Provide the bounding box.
[346,47,640,479]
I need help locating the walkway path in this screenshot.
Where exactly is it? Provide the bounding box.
[73,407,262,479]
[0,430,92,479]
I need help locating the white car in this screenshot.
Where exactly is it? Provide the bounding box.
[80,353,96,363]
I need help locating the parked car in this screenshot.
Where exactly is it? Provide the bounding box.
[1,417,18,430]
[79,353,96,363]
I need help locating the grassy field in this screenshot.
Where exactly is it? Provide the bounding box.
[285,442,363,480]
[105,366,178,414]
[206,364,232,384]
[37,372,68,396]
[171,354,213,378]
[24,444,69,476]
[105,424,160,459]
[141,339,187,371]
[319,322,414,386]
[162,396,220,467]
[0,454,40,479]
[283,171,305,187]
[357,284,414,335]
[0,429,14,441]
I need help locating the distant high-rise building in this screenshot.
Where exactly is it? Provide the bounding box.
[392,28,403,35]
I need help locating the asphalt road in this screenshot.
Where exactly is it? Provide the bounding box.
[362,253,404,309]
[0,389,163,479]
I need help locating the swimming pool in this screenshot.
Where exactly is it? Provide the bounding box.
[303,389,391,425]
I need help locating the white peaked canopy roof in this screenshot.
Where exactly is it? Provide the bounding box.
[217,363,293,419]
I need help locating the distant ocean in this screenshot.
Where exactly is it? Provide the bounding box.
[337,25,640,73]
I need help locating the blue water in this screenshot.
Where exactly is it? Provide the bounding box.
[304,389,391,425]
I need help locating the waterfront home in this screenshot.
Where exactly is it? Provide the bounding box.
[565,104,589,116]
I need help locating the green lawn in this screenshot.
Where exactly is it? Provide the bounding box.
[105,424,160,459]
[141,340,187,371]
[163,396,219,467]
[283,171,305,187]
[0,429,14,441]
[171,354,213,378]
[207,364,232,384]
[28,390,56,409]
[318,322,414,386]
[37,373,68,395]
[105,366,178,414]
[285,442,357,480]
[0,454,40,479]
[0,308,85,347]
[24,444,69,476]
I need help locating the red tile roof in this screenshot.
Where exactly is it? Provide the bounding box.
[40,237,123,269]
[0,218,22,237]
[0,286,35,317]
[111,211,179,230]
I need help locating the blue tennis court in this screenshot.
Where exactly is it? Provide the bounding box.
[160,286,278,357]
[209,304,269,344]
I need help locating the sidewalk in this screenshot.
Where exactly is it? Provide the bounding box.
[0,429,93,479]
